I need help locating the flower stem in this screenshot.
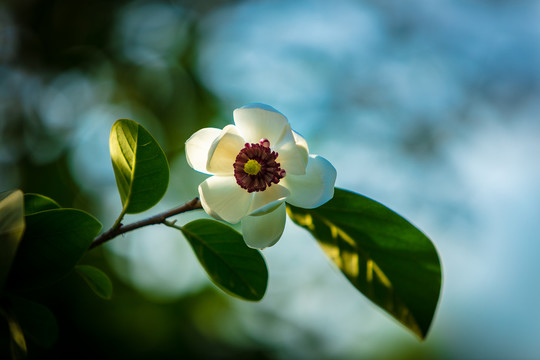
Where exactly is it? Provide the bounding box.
[89,198,202,250]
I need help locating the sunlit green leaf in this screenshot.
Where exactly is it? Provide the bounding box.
[0,190,25,291]
[180,219,268,301]
[0,304,27,360]
[110,119,169,214]
[287,188,442,339]
[76,265,113,300]
[8,209,102,290]
[23,193,60,216]
[9,296,58,348]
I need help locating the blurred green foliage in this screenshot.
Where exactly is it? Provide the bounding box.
[1,0,220,207]
[0,1,276,358]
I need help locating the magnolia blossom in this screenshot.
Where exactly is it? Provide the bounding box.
[185,104,336,249]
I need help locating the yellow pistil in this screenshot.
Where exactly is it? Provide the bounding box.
[243,159,262,175]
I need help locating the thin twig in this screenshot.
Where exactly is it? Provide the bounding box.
[89,197,202,250]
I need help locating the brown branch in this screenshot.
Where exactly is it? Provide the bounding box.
[89,197,202,250]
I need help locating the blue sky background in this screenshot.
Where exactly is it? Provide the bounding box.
[190,1,540,358]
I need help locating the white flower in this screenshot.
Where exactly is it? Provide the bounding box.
[185,103,336,249]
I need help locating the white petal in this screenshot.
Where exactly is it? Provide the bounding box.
[281,155,337,208]
[275,125,307,175]
[233,104,289,145]
[239,103,283,113]
[185,127,221,174]
[199,176,252,223]
[293,130,309,165]
[248,184,290,216]
[207,125,245,175]
[241,203,286,249]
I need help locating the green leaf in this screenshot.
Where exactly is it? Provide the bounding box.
[287,188,442,339]
[0,190,25,291]
[76,265,113,300]
[8,209,102,290]
[8,296,58,348]
[110,119,169,214]
[180,219,268,301]
[23,193,60,216]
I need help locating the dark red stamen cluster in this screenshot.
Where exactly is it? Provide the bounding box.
[233,139,286,192]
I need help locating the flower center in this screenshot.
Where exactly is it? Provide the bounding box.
[233,139,286,193]
[243,159,261,175]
